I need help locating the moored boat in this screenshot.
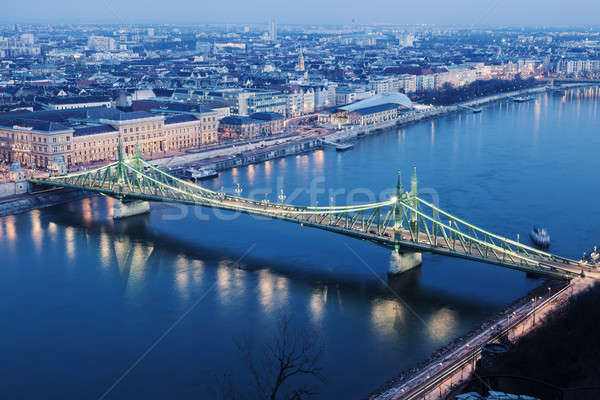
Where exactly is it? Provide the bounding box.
[512,96,534,103]
[335,143,354,152]
[186,167,219,182]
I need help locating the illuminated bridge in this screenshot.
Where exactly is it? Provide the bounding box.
[30,145,591,280]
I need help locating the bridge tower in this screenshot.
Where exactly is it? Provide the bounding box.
[409,166,418,234]
[134,138,143,171]
[390,168,422,275]
[393,168,404,245]
[112,138,150,219]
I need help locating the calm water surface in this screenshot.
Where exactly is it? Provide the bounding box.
[1,88,599,399]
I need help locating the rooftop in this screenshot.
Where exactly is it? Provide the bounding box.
[250,112,284,121]
[0,118,72,132]
[86,108,159,122]
[220,115,255,125]
[339,93,413,112]
[350,103,399,115]
[37,95,111,105]
[164,114,198,125]
[73,124,117,137]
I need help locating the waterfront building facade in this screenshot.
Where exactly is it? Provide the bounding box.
[347,103,399,126]
[0,108,219,170]
[218,112,284,141]
[0,120,73,169]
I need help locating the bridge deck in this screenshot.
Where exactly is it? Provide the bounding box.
[28,155,594,280]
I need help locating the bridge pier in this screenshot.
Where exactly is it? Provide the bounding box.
[113,200,150,219]
[389,250,422,275]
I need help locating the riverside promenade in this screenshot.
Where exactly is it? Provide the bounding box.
[370,278,595,400]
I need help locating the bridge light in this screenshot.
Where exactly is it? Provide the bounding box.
[390,196,398,203]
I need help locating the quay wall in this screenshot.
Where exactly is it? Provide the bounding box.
[0,186,89,218]
[0,181,29,198]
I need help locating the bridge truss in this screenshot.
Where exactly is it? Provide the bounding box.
[29,146,586,279]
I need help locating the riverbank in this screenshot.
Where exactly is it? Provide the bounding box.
[151,85,553,173]
[0,186,89,218]
[139,83,587,173]
[369,278,596,400]
[0,84,586,217]
[458,279,600,398]
[327,85,555,144]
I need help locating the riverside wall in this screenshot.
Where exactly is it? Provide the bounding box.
[0,185,89,218]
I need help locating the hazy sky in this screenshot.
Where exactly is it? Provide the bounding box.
[2,0,598,26]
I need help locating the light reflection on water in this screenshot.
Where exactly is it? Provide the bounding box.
[30,209,43,252]
[99,230,111,267]
[0,89,598,399]
[65,226,75,260]
[427,308,458,342]
[4,215,16,248]
[309,287,326,324]
[370,299,406,339]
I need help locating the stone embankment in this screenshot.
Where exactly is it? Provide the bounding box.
[0,185,89,217]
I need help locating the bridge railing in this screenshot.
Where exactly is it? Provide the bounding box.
[395,196,580,277]
[416,197,581,267]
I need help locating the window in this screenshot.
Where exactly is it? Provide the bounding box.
[52,138,56,143]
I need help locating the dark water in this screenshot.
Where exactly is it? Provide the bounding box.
[1,88,599,399]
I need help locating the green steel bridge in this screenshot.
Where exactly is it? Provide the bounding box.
[29,146,590,280]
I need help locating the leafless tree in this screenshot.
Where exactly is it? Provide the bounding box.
[215,313,325,400]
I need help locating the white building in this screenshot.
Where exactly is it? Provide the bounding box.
[368,77,400,94]
[270,20,277,42]
[416,74,435,92]
[398,74,417,93]
[284,87,315,117]
[20,33,34,45]
[88,36,116,51]
[309,84,337,110]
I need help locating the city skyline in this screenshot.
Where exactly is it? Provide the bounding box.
[1,0,599,27]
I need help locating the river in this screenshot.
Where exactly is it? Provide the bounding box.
[0,87,599,399]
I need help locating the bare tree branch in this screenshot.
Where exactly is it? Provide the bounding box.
[228,313,325,400]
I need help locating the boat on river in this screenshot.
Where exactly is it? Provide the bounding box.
[185,167,218,182]
[529,226,550,248]
[512,96,534,103]
[335,143,355,152]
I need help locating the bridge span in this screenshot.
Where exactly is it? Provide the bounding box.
[29,145,594,280]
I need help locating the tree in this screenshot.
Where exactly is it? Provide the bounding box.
[215,314,325,400]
